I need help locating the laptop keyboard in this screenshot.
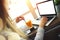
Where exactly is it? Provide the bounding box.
[45,16,56,26]
[47,17,53,21]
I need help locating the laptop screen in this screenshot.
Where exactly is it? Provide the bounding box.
[37,0,56,16]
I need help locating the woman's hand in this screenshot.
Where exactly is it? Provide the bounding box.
[16,16,24,23]
[39,16,48,28]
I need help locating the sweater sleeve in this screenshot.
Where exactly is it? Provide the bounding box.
[34,27,44,40]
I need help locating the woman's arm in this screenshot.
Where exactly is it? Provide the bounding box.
[34,17,48,40]
[34,27,44,40]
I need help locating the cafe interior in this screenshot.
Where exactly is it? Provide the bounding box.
[0,0,60,40]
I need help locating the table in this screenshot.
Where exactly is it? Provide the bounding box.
[28,17,60,40]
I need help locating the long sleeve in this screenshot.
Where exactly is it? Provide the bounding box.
[34,27,44,40]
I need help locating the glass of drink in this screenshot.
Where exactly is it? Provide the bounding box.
[26,20,32,29]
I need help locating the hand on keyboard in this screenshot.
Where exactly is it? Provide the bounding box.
[39,16,48,28]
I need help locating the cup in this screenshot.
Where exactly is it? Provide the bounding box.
[26,20,32,28]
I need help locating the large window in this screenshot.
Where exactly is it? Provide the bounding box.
[8,0,47,29]
[8,0,47,20]
[8,0,29,20]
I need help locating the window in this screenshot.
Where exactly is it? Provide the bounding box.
[8,0,47,20]
[24,12,34,21]
[8,0,29,20]
[7,0,47,30]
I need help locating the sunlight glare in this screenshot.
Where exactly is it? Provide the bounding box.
[8,0,29,20]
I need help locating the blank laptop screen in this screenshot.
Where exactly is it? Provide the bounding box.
[37,1,56,15]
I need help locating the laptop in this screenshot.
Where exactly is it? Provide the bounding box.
[33,0,57,26]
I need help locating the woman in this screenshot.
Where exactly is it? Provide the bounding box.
[0,0,48,40]
[0,0,9,31]
[0,0,27,40]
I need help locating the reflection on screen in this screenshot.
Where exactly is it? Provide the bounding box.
[37,1,56,15]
